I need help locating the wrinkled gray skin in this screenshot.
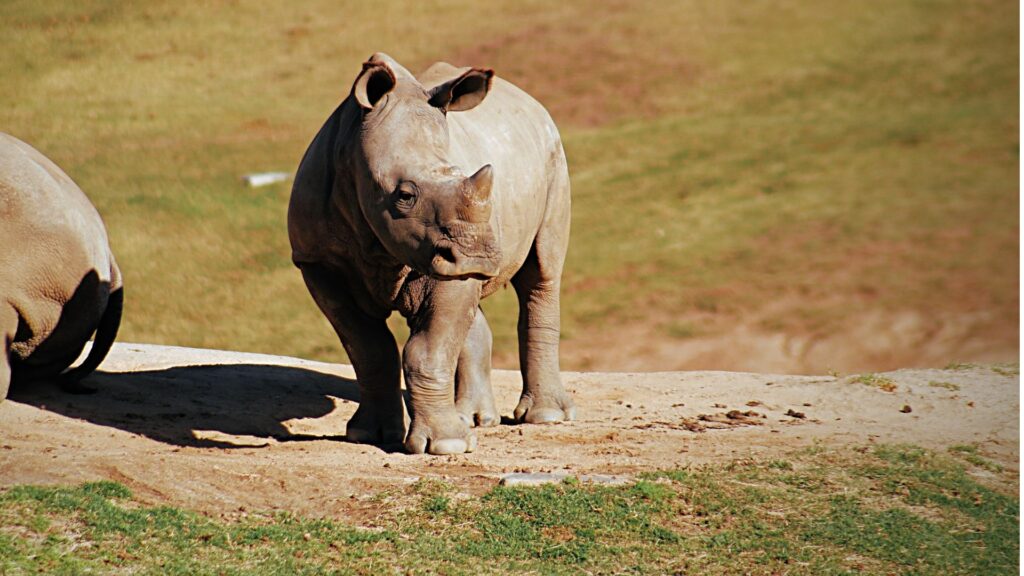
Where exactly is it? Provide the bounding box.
[288,53,575,455]
[0,133,123,401]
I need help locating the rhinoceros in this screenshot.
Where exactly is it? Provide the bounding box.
[288,52,575,454]
[0,133,123,400]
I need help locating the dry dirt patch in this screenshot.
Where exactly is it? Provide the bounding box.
[446,8,701,128]
[0,343,1017,520]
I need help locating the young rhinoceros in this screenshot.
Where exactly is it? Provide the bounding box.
[0,133,123,400]
[288,52,575,454]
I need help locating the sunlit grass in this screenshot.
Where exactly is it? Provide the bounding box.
[0,0,1016,366]
[1,445,1016,574]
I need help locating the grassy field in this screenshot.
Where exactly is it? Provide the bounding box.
[0,0,1017,369]
[0,444,1017,574]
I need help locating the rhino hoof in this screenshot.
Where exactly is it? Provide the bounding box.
[524,407,569,423]
[345,407,405,445]
[458,410,500,428]
[404,414,477,455]
[514,396,577,424]
[346,427,405,445]
[430,436,476,455]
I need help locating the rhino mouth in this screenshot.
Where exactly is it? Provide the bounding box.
[428,243,500,281]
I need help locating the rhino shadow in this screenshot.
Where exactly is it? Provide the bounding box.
[8,364,378,449]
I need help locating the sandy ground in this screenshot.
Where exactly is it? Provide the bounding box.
[0,343,1017,520]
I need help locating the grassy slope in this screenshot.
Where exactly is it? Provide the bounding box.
[0,0,1017,367]
[0,445,1017,574]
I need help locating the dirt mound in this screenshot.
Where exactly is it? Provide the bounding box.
[0,343,1017,519]
[555,308,1018,374]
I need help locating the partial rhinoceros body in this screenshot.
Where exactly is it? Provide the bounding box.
[0,133,123,400]
[289,53,575,454]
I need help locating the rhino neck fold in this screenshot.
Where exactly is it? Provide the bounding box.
[318,102,412,318]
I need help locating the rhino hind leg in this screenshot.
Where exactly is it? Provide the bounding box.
[454,306,498,428]
[510,174,576,424]
[299,265,405,445]
[60,273,124,392]
[511,258,575,424]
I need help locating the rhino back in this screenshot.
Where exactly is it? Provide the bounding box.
[431,70,569,283]
[0,133,117,361]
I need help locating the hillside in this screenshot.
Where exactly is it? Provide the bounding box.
[0,0,1017,372]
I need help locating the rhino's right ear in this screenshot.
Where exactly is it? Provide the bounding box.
[352,61,396,110]
[428,68,493,113]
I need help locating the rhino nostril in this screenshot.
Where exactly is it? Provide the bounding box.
[435,245,457,265]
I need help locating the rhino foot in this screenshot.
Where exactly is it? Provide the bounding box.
[513,392,576,424]
[455,395,499,428]
[345,405,405,445]
[405,409,478,455]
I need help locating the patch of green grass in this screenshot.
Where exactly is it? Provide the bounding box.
[949,444,1005,473]
[990,363,1019,377]
[0,481,395,575]
[1,446,1017,574]
[850,373,899,392]
[929,380,961,391]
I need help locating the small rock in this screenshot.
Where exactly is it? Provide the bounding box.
[242,171,290,187]
[900,405,912,413]
[500,472,569,487]
[785,409,806,419]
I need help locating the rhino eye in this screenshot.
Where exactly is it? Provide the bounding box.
[393,182,418,212]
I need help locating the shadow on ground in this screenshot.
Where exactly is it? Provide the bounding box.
[9,364,363,448]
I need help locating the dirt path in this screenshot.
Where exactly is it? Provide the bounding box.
[0,343,1017,520]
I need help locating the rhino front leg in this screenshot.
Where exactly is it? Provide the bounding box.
[404,281,481,455]
[455,306,499,428]
[299,265,404,445]
[0,305,14,401]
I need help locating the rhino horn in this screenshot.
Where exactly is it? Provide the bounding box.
[463,164,493,222]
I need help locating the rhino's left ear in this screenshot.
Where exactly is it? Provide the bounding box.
[428,68,494,113]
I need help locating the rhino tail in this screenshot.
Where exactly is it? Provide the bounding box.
[60,271,124,393]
